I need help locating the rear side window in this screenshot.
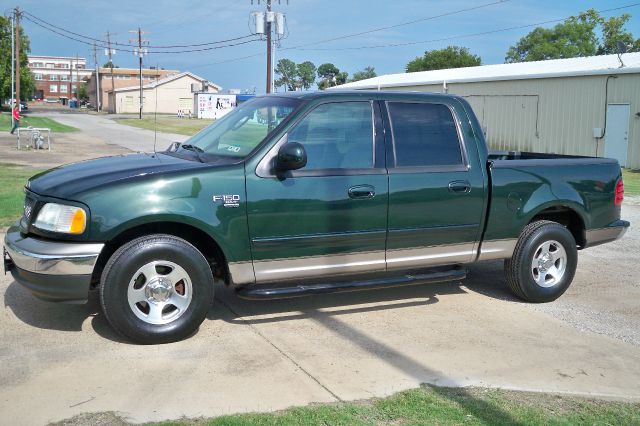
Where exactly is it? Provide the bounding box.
[388,102,463,167]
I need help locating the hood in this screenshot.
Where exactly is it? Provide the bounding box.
[27,153,219,200]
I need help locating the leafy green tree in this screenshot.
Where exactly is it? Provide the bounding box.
[317,63,344,89]
[0,16,34,104]
[506,9,640,62]
[351,66,376,82]
[274,58,298,91]
[78,83,88,100]
[296,61,316,90]
[406,46,481,73]
[599,14,636,54]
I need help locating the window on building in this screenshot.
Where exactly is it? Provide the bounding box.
[72,85,77,92]
[50,84,58,93]
[32,62,44,68]
[60,85,68,93]
[45,63,54,69]
[288,102,374,170]
[72,76,77,82]
[49,75,58,81]
[387,102,464,167]
[34,74,43,81]
[60,75,68,81]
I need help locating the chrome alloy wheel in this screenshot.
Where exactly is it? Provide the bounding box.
[531,240,567,288]
[127,260,193,325]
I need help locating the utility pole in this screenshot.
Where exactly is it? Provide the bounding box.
[75,53,79,99]
[105,31,116,113]
[265,0,272,93]
[92,42,100,111]
[251,1,287,94]
[14,7,21,110]
[10,12,15,126]
[68,58,73,102]
[130,28,148,119]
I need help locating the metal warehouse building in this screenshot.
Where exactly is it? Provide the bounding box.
[337,53,640,169]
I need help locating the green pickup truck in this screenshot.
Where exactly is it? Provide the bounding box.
[4,91,629,344]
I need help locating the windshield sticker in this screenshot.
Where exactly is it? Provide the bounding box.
[213,194,240,208]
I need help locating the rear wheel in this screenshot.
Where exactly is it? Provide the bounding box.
[504,220,577,302]
[100,234,213,344]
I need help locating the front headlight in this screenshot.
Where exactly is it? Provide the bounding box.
[34,203,87,234]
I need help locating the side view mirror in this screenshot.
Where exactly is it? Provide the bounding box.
[276,142,307,171]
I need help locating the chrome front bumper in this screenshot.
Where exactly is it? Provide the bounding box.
[3,225,104,303]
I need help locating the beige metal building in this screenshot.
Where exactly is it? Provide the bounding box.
[337,53,640,169]
[110,71,220,114]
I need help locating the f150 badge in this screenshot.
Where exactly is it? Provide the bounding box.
[213,194,240,208]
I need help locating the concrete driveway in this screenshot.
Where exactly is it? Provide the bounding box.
[36,111,188,152]
[1,204,639,425]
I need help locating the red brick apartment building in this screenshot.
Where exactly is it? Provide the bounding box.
[28,55,93,102]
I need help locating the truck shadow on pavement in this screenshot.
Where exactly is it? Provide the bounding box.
[3,260,519,345]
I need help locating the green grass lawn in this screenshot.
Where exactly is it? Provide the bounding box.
[0,164,44,227]
[0,112,78,133]
[53,386,640,426]
[623,168,640,197]
[116,116,213,136]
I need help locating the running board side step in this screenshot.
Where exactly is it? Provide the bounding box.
[235,268,467,300]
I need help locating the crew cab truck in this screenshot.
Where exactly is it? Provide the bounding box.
[4,91,629,344]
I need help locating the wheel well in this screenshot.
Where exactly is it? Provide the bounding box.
[530,206,586,248]
[90,222,229,288]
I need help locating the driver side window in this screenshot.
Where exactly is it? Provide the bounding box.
[288,102,374,170]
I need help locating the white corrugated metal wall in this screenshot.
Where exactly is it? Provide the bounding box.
[391,73,640,168]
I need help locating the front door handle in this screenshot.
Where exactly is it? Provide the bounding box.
[448,180,471,194]
[349,185,375,199]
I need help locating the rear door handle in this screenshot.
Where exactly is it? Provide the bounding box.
[349,185,375,199]
[448,180,471,194]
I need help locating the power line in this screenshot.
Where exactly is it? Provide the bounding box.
[21,11,258,49]
[203,2,640,65]
[282,0,512,50]
[21,14,262,53]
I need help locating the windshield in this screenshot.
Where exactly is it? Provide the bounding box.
[174,96,301,160]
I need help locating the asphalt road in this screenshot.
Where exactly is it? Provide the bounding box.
[1,203,639,425]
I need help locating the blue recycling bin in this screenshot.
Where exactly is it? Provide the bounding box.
[69,100,78,108]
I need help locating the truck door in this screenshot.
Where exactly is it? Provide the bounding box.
[245,100,388,283]
[382,99,485,270]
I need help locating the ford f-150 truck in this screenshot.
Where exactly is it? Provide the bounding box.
[4,91,630,344]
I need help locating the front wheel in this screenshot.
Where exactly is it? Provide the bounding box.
[504,220,577,303]
[100,234,214,344]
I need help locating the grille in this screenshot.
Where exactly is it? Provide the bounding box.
[23,197,36,221]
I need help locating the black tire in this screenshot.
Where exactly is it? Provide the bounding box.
[100,234,214,344]
[504,220,578,303]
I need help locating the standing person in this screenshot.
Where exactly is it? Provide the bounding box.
[10,105,20,135]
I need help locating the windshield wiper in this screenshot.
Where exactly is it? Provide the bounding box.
[179,144,205,163]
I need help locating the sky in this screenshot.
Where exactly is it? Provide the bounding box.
[6,0,640,93]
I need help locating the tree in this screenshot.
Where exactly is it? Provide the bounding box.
[297,61,316,90]
[102,61,119,68]
[0,16,34,104]
[78,83,88,101]
[274,58,298,91]
[599,14,636,54]
[351,66,376,82]
[317,63,344,90]
[505,9,640,63]
[406,46,481,73]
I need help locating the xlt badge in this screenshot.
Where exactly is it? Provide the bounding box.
[213,194,240,208]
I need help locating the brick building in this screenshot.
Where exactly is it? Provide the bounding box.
[85,67,179,111]
[28,55,93,102]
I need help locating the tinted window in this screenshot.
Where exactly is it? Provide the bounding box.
[288,102,373,170]
[388,102,463,167]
